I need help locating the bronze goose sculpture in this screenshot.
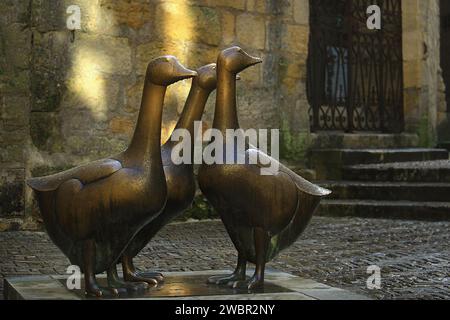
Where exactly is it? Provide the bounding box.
[198,47,331,290]
[27,56,197,297]
[114,63,220,285]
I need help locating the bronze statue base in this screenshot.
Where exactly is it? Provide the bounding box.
[4,270,370,300]
[61,274,291,299]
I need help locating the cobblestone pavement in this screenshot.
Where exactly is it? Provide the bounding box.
[0,217,449,300]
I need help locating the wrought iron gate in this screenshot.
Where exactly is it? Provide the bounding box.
[307,0,404,132]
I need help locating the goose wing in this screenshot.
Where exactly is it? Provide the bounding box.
[246,147,331,197]
[27,158,123,192]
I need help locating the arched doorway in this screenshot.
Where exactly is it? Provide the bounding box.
[307,0,404,133]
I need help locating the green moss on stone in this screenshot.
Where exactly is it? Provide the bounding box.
[178,195,218,221]
[30,112,63,152]
[280,117,310,162]
[417,113,437,148]
[278,56,289,79]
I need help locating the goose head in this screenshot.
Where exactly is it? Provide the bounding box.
[145,55,197,86]
[196,63,218,91]
[217,46,262,74]
[196,63,241,91]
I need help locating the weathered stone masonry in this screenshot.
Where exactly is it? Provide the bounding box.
[0,0,447,230]
[0,0,308,230]
[0,1,33,230]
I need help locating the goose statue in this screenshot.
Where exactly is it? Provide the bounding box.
[198,47,331,291]
[114,63,220,285]
[27,56,197,297]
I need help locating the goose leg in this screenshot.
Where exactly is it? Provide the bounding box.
[207,253,247,285]
[83,239,119,297]
[106,264,149,293]
[231,228,268,291]
[122,255,159,286]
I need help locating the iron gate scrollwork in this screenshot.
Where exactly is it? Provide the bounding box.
[307,0,404,132]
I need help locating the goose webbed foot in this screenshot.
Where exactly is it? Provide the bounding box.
[108,278,148,293]
[207,272,246,285]
[122,255,160,286]
[124,271,159,286]
[207,253,247,285]
[85,281,121,298]
[136,271,164,283]
[230,274,264,291]
[107,266,149,293]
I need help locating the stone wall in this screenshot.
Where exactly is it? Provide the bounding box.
[0,0,448,230]
[1,0,308,230]
[0,1,34,230]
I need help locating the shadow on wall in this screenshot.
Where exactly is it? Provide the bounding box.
[31,0,198,171]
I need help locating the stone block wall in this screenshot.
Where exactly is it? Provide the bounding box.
[0,1,34,230]
[0,0,448,230]
[0,0,312,230]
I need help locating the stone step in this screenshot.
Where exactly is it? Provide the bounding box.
[317,199,450,221]
[319,181,450,202]
[310,148,448,180]
[343,160,450,182]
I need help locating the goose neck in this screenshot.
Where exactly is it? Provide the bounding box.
[126,82,166,166]
[173,81,210,140]
[213,68,239,133]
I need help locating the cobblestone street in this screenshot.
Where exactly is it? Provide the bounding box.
[1,217,449,300]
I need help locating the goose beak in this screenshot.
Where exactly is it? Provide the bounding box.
[178,69,198,80]
[241,52,263,70]
[247,56,263,67]
[174,63,198,80]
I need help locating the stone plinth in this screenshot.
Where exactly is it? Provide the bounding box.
[4,269,369,300]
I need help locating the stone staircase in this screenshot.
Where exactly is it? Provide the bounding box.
[311,149,450,220]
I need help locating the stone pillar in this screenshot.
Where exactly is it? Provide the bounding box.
[402,0,446,147]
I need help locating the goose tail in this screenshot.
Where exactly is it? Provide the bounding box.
[27,177,59,193]
[278,188,325,251]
